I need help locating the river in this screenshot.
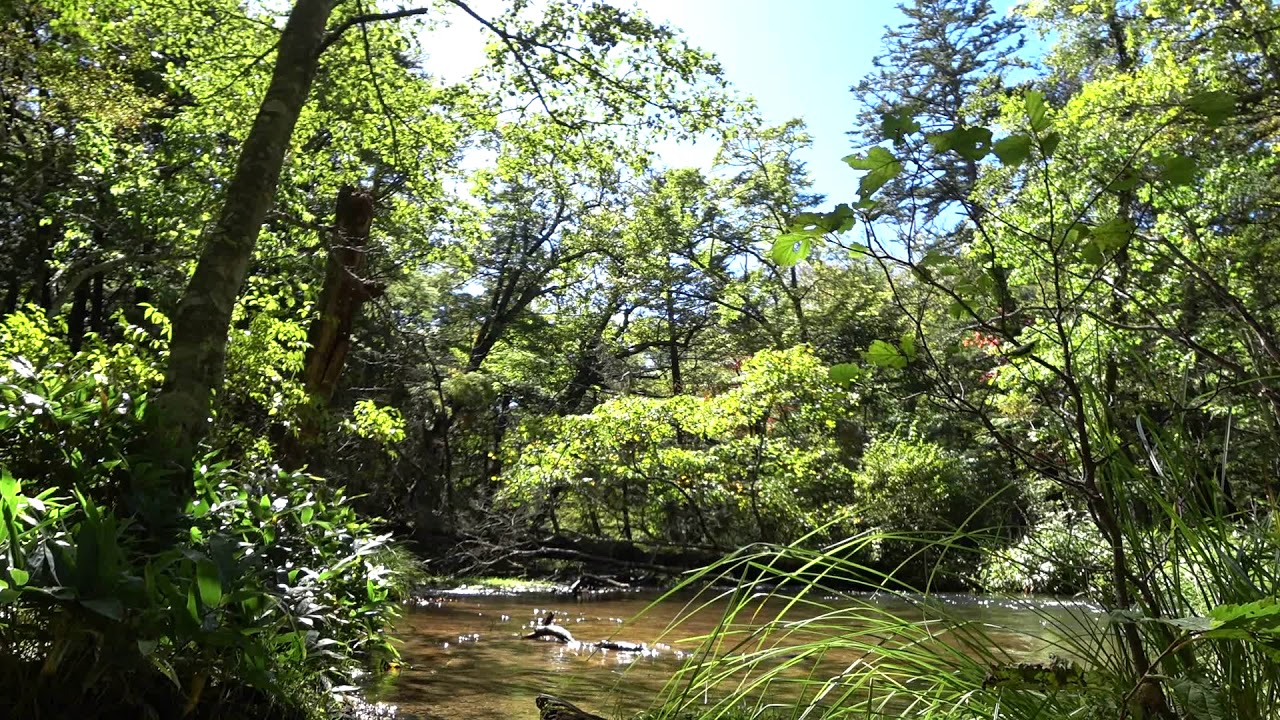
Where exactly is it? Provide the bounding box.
[368,588,1102,720]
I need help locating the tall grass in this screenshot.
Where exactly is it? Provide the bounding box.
[638,421,1280,720]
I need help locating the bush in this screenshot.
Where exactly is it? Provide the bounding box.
[846,435,1001,582]
[0,311,411,718]
[976,508,1110,595]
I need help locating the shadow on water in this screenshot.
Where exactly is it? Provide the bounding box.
[368,591,1101,720]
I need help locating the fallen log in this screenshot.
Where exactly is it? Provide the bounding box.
[523,623,577,644]
[523,619,647,653]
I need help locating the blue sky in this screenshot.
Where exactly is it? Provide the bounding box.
[635,0,907,207]
[425,0,910,206]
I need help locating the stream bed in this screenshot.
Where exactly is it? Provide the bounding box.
[368,589,1102,720]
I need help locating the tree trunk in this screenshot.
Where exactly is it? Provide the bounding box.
[67,281,89,352]
[282,185,382,468]
[664,288,683,395]
[143,0,338,514]
[89,272,105,335]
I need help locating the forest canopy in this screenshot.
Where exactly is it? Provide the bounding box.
[2,0,1280,718]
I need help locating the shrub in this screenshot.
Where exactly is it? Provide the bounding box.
[847,435,1000,582]
[0,309,411,718]
[976,508,1110,595]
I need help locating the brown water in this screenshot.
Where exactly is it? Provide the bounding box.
[368,590,1101,720]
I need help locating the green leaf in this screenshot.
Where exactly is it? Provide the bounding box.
[880,109,920,144]
[82,597,123,621]
[927,127,991,160]
[1081,240,1105,265]
[1108,169,1142,191]
[1155,153,1197,186]
[826,203,856,233]
[899,333,917,361]
[788,212,826,234]
[1093,218,1133,251]
[992,134,1032,166]
[0,472,18,500]
[1025,90,1050,132]
[1208,598,1280,632]
[790,204,856,235]
[187,585,200,623]
[8,568,28,586]
[952,126,993,161]
[1186,90,1237,126]
[770,234,812,267]
[925,132,954,153]
[196,559,222,608]
[1040,132,1061,158]
[863,339,907,369]
[844,147,902,198]
[828,364,862,385]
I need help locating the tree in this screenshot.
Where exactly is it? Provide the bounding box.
[850,0,1024,253]
[142,0,729,518]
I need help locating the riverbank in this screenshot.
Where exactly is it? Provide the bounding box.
[415,572,665,597]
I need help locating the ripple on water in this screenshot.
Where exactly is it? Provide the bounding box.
[369,591,1103,720]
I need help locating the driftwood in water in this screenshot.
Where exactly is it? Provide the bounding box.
[523,617,647,653]
[524,623,577,643]
[561,573,630,596]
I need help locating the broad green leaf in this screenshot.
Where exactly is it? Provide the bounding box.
[880,109,920,144]
[992,134,1032,166]
[790,205,856,235]
[8,568,28,586]
[82,597,124,621]
[899,333,917,361]
[197,559,222,608]
[187,585,200,623]
[844,147,902,198]
[1108,169,1142,191]
[1093,218,1133,251]
[826,203,856,233]
[952,126,993,161]
[1025,90,1050,132]
[1081,240,1105,265]
[1040,132,1061,158]
[1155,153,1197,186]
[1209,598,1280,632]
[770,234,812,267]
[0,472,17,499]
[788,212,826,234]
[828,364,862,385]
[926,132,955,153]
[926,127,991,160]
[1186,90,1237,126]
[863,339,907,369]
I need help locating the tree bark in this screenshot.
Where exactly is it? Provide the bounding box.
[282,185,382,468]
[143,0,339,512]
[300,185,381,402]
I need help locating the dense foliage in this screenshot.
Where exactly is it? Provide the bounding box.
[3,0,1280,717]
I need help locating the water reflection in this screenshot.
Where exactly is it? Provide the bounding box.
[369,591,1101,720]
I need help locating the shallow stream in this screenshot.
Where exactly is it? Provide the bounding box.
[369,589,1101,719]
